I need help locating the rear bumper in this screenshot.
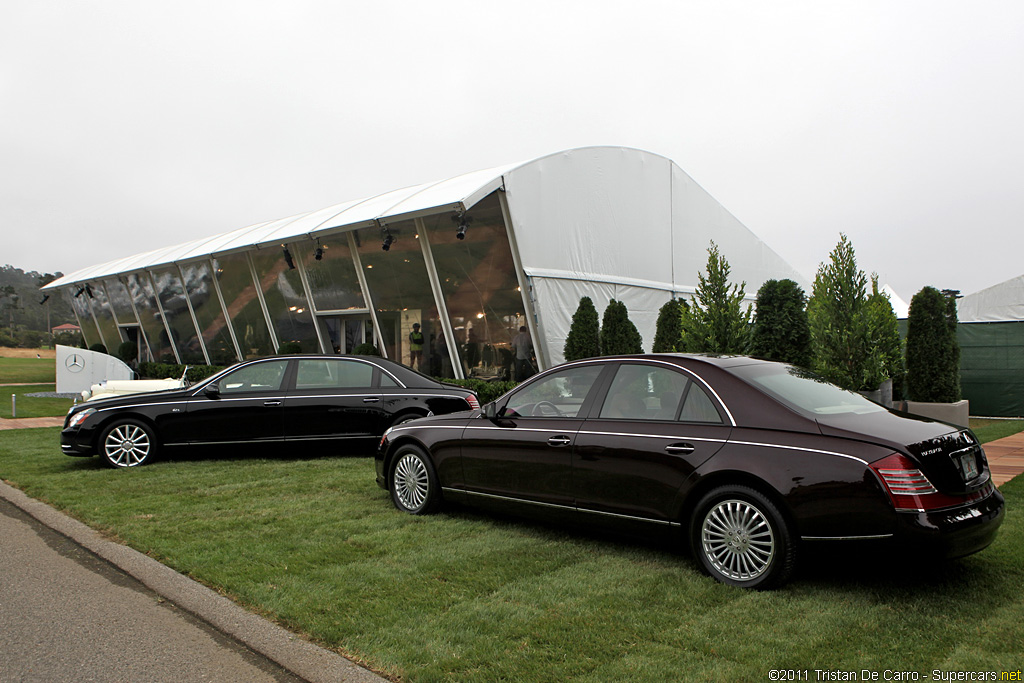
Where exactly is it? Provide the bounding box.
[894,488,1005,558]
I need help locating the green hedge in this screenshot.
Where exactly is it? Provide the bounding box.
[439,378,519,404]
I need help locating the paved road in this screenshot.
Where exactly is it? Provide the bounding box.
[0,496,305,683]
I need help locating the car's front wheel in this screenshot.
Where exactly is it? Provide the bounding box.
[690,485,796,589]
[99,419,158,468]
[389,445,440,514]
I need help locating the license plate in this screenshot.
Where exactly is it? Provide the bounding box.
[959,452,979,481]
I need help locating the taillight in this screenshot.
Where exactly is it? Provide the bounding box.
[465,393,480,410]
[871,453,993,511]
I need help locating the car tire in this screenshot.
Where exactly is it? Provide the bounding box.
[99,418,158,468]
[390,445,441,515]
[690,485,796,589]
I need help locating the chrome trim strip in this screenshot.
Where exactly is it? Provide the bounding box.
[801,534,894,541]
[577,429,724,444]
[727,439,868,464]
[445,488,680,527]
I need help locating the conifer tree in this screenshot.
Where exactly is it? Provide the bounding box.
[749,279,811,366]
[906,286,961,402]
[681,242,751,354]
[563,296,601,361]
[652,298,685,353]
[600,299,644,355]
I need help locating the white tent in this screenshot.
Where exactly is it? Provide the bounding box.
[46,146,808,369]
[957,274,1024,323]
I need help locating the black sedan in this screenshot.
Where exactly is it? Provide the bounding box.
[62,355,479,468]
[377,354,1004,589]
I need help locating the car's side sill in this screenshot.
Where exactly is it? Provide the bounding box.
[445,488,681,527]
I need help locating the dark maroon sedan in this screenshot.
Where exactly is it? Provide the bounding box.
[376,354,1004,588]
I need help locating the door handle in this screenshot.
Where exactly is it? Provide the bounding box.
[363,397,381,403]
[665,443,695,455]
[547,435,572,447]
[263,400,282,407]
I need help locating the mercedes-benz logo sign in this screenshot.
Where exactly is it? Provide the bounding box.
[65,354,85,373]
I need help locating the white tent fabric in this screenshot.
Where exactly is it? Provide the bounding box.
[881,284,910,319]
[957,274,1024,323]
[501,148,808,363]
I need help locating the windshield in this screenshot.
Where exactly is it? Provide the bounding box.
[731,363,886,417]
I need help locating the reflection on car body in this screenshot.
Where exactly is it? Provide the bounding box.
[377,354,1004,589]
[62,355,479,468]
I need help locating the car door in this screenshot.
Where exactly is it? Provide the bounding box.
[460,362,610,508]
[573,362,732,524]
[183,359,291,445]
[283,357,386,444]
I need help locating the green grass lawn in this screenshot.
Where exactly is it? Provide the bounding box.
[0,384,74,419]
[0,356,56,384]
[2,428,1022,681]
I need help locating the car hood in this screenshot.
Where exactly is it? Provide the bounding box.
[69,386,195,413]
[816,409,987,495]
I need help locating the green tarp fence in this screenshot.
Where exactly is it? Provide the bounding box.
[959,321,1024,417]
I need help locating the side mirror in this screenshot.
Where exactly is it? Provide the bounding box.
[203,383,220,398]
[483,403,499,419]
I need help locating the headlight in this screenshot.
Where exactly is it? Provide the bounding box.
[67,408,96,429]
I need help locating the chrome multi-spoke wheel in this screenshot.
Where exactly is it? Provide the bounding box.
[701,499,775,581]
[691,485,795,589]
[101,420,156,468]
[390,447,439,514]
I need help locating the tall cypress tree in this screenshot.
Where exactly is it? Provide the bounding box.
[600,299,644,355]
[652,298,685,353]
[750,279,811,366]
[563,296,601,361]
[906,286,961,402]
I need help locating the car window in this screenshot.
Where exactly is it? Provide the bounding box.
[295,359,374,389]
[504,365,604,418]
[379,372,399,387]
[730,363,886,417]
[679,382,723,423]
[599,364,689,421]
[217,360,289,394]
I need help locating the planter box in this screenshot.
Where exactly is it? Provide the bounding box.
[901,399,970,428]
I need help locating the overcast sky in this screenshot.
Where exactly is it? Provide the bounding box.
[2,1,1021,302]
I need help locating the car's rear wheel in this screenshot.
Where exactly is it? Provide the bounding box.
[690,485,795,589]
[99,419,158,468]
[390,445,440,514]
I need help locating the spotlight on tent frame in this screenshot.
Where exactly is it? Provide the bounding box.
[314,239,324,261]
[452,211,472,240]
[84,284,94,298]
[74,286,86,298]
[382,232,394,251]
[282,246,295,270]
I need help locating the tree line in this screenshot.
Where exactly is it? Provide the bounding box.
[562,235,961,404]
[0,264,77,347]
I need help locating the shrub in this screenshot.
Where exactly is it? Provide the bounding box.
[652,299,685,353]
[906,286,961,402]
[89,343,108,355]
[563,296,601,361]
[351,343,381,356]
[681,242,751,354]
[750,279,811,367]
[439,378,519,405]
[600,300,643,355]
[277,341,303,354]
[116,341,138,365]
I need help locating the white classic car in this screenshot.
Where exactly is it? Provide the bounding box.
[82,368,189,401]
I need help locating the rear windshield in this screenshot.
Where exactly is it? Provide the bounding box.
[730,363,886,417]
